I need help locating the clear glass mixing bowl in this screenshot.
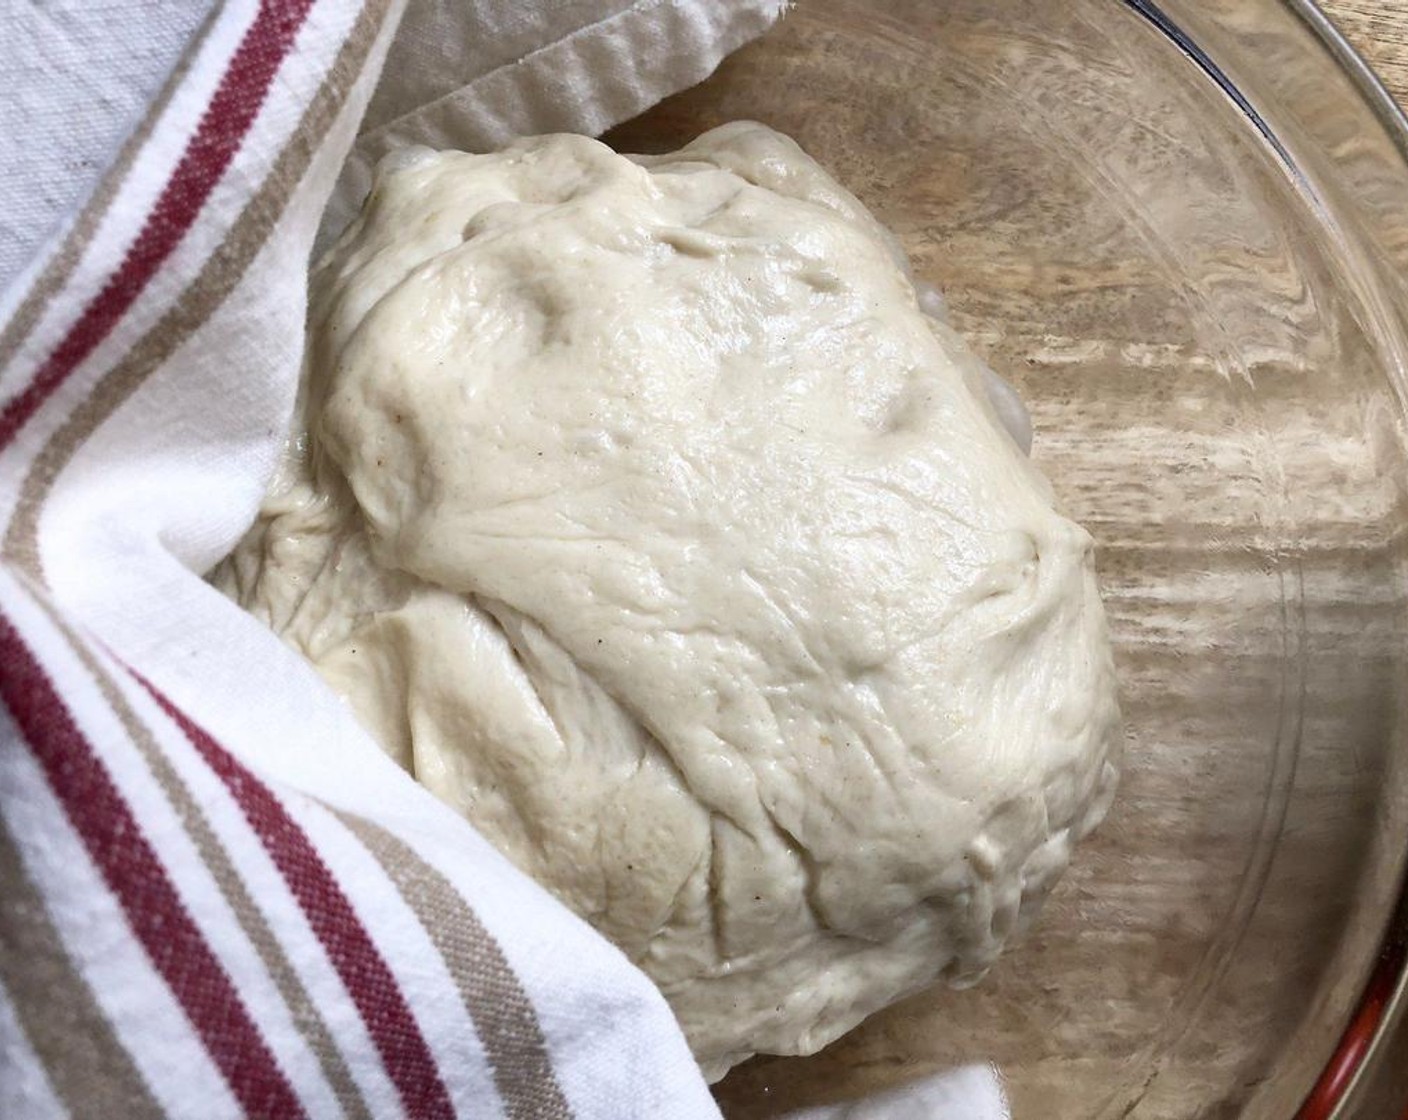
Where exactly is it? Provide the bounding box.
[606,2,1408,1116]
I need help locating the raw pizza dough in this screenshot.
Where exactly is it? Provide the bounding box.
[218,122,1121,1080]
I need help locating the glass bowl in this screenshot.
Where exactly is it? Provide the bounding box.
[605,2,1408,1116]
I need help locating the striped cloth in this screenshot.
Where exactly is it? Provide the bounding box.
[0,2,785,1116]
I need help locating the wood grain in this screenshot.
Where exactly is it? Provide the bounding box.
[1324,1,1408,107]
[604,2,1408,1117]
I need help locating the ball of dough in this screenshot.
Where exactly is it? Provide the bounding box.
[220,122,1121,1080]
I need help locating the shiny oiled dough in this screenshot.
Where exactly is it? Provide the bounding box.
[219,123,1122,1080]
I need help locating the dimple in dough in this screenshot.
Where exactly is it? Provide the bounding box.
[219,122,1122,1081]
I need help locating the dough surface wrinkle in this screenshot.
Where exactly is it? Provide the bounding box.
[219,121,1122,1081]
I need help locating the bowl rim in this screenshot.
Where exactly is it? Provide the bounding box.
[1119,4,1408,1116]
[1282,11,1408,1115]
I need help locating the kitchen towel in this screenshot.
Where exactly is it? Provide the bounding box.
[0,2,781,1117]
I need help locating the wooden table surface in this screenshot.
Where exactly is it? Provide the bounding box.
[605,2,1408,1115]
[1325,1,1408,104]
[606,4,1408,1116]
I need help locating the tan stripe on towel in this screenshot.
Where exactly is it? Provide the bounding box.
[5,2,577,1114]
[1,12,403,1107]
[2,0,396,572]
[0,811,164,1120]
[27,587,373,1120]
[339,814,576,1120]
[0,4,222,376]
